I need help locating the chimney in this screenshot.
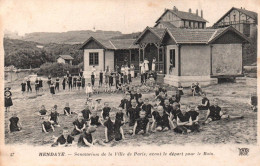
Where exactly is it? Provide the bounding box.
[196,9,198,16]
[201,10,203,18]
[189,8,192,13]
[173,6,178,11]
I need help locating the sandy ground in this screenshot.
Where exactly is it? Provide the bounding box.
[4,77,257,146]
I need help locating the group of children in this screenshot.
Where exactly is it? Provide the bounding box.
[8,81,246,147]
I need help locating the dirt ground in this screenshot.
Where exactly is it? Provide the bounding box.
[4,77,257,146]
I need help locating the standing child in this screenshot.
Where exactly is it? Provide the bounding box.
[101,102,111,119]
[114,106,125,141]
[71,113,86,136]
[68,74,73,91]
[21,80,26,94]
[42,116,55,133]
[130,64,135,78]
[81,76,85,89]
[109,72,113,89]
[132,110,149,135]
[99,70,103,87]
[62,76,66,90]
[4,87,13,112]
[128,68,132,84]
[35,77,39,94]
[50,81,55,96]
[77,77,81,90]
[39,78,43,91]
[73,76,77,89]
[64,102,72,115]
[86,83,93,98]
[55,77,60,91]
[91,72,95,87]
[8,112,22,133]
[26,78,32,92]
[47,75,51,88]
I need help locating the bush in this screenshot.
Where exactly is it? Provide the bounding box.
[37,62,79,77]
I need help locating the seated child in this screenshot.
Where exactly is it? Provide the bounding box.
[132,110,149,135]
[137,98,144,108]
[71,113,86,136]
[197,93,210,110]
[177,83,184,95]
[101,102,111,119]
[42,116,55,133]
[169,95,178,105]
[81,105,92,121]
[9,112,22,133]
[52,127,75,147]
[39,105,47,118]
[174,104,199,134]
[154,85,160,97]
[135,89,142,102]
[163,99,173,116]
[141,98,153,118]
[151,105,170,132]
[250,94,257,112]
[187,104,200,131]
[127,100,141,127]
[94,98,103,111]
[191,83,196,96]
[103,113,115,143]
[89,111,102,127]
[114,107,126,141]
[64,102,72,115]
[78,127,104,147]
[49,105,60,127]
[204,98,244,124]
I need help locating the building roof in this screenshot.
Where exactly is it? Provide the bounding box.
[156,9,208,23]
[80,37,138,50]
[134,27,166,44]
[214,7,258,25]
[58,55,74,60]
[163,26,250,44]
[154,21,176,28]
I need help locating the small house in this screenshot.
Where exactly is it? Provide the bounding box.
[57,55,74,65]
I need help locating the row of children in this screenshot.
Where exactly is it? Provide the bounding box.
[21,77,44,94]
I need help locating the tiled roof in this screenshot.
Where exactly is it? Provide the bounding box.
[155,21,176,28]
[149,27,167,38]
[156,9,208,23]
[81,37,138,50]
[166,28,217,43]
[59,55,74,60]
[110,39,139,49]
[165,26,250,44]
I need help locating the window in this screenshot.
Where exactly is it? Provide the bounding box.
[89,52,99,65]
[170,49,175,68]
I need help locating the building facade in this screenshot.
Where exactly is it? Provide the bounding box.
[213,7,257,37]
[57,55,74,65]
[154,6,207,29]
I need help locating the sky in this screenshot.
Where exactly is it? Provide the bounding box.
[1,0,259,35]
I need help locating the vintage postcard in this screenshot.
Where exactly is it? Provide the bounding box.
[0,0,259,165]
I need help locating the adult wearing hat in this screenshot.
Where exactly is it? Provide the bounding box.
[5,87,13,112]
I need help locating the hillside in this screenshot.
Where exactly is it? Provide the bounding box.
[4,38,83,69]
[19,30,122,44]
